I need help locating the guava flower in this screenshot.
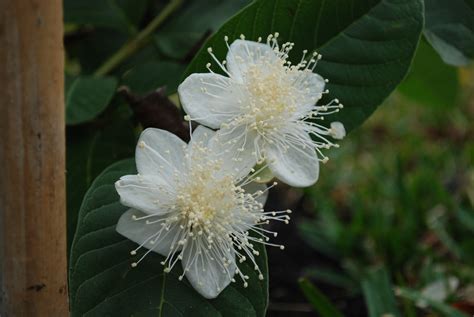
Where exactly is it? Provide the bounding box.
[178,33,345,187]
[115,126,290,298]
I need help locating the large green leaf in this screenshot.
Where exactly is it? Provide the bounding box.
[66,76,118,125]
[424,0,474,66]
[184,0,424,132]
[69,160,269,316]
[398,40,459,109]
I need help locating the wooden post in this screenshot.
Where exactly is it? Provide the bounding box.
[0,0,68,316]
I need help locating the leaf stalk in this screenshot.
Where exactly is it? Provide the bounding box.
[94,0,183,76]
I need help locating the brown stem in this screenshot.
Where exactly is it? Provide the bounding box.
[119,86,191,141]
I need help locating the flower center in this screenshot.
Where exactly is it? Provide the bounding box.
[175,151,238,232]
[243,62,298,133]
[177,176,236,224]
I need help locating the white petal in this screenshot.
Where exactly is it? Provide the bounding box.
[226,39,279,82]
[181,238,236,299]
[209,125,258,180]
[135,128,186,182]
[330,121,346,140]
[187,126,218,168]
[116,209,180,256]
[265,133,319,187]
[189,125,215,149]
[115,175,173,214]
[178,73,243,129]
[293,71,326,115]
[242,182,268,206]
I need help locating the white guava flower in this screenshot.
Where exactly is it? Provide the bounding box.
[178,33,345,187]
[115,126,290,299]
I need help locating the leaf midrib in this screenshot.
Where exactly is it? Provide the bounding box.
[158,271,167,317]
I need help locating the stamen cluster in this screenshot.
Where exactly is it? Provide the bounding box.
[115,127,290,298]
[179,33,346,187]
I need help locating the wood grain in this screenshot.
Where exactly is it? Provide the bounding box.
[0,0,68,315]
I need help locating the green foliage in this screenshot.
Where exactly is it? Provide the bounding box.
[302,267,359,292]
[398,40,459,109]
[424,0,474,66]
[121,61,185,94]
[155,0,250,60]
[185,0,424,131]
[115,0,150,26]
[298,278,344,317]
[66,76,118,125]
[299,84,474,315]
[64,0,148,34]
[69,160,269,316]
[361,267,401,317]
[66,104,136,248]
[67,29,130,74]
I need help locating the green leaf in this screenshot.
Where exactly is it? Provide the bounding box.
[184,0,424,132]
[66,29,129,74]
[121,61,185,94]
[298,278,344,317]
[69,160,269,316]
[155,0,250,60]
[64,0,136,34]
[66,105,136,249]
[361,267,401,317]
[398,40,459,109]
[66,76,118,125]
[396,287,469,317]
[424,0,474,66]
[115,0,149,26]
